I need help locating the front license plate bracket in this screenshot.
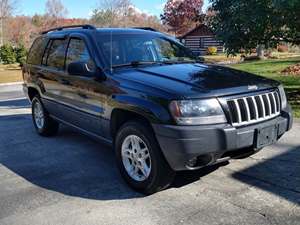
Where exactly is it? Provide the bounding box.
[255,125,278,149]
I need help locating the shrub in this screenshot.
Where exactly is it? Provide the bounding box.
[15,44,28,65]
[278,44,288,52]
[207,46,218,55]
[0,44,16,64]
[288,44,300,53]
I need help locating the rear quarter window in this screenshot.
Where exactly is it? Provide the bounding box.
[27,37,48,65]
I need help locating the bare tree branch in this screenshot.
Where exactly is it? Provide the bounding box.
[0,0,17,19]
[94,0,131,27]
[0,0,18,46]
[45,0,68,19]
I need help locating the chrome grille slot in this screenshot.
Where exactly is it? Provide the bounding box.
[268,93,276,114]
[227,91,281,126]
[273,92,280,112]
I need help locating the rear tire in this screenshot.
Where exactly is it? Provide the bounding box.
[32,96,59,136]
[115,121,175,195]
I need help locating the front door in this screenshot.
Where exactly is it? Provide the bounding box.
[57,37,108,137]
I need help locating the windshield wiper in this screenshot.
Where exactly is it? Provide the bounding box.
[161,60,194,64]
[162,58,204,64]
[112,61,161,68]
[111,59,204,69]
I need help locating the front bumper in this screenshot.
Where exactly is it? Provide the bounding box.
[152,106,293,171]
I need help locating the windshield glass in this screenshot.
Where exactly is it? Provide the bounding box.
[97,33,196,68]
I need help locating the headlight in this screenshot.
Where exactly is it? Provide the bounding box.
[278,85,287,109]
[169,99,227,125]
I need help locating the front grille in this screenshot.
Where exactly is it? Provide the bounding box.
[227,91,281,126]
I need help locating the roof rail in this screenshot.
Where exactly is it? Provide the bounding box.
[41,24,96,35]
[132,27,158,32]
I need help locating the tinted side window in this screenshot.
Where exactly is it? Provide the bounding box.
[66,39,95,72]
[46,39,68,70]
[27,37,48,65]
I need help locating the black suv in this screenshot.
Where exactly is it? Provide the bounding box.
[23,25,293,194]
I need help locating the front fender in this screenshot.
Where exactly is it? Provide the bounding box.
[112,95,173,124]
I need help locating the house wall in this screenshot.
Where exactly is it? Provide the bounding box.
[184,35,223,55]
[180,25,223,55]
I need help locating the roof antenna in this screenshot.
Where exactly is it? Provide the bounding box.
[110,30,113,74]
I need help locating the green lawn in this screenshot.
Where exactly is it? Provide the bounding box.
[230,57,300,118]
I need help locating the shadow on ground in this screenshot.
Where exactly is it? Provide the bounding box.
[172,162,228,188]
[0,98,29,109]
[231,143,300,205]
[0,114,142,200]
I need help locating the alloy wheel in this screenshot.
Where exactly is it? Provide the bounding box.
[121,135,152,182]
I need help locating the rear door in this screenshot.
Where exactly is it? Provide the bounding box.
[38,38,70,116]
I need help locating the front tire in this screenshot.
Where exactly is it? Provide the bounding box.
[32,96,59,136]
[115,121,175,194]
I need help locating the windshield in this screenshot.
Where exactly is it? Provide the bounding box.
[97,33,196,68]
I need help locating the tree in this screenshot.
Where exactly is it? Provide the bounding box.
[31,14,45,27]
[274,0,300,44]
[0,43,16,64]
[91,0,131,27]
[0,0,17,46]
[91,2,166,31]
[15,44,27,65]
[90,8,115,27]
[45,0,68,28]
[209,0,300,57]
[45,0,68,19]
[7,16,36,48]
[161,0,204,35]
[125,6,166,31]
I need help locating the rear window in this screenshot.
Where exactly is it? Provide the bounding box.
[27,37,48,65]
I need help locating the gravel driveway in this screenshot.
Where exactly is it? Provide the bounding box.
[0,84,299,225]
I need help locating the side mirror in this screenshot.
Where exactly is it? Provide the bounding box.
[67,61,97,77]
[67,62,106,81]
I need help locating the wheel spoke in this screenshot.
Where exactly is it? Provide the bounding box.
[130,164,139,177]
[132,136,140,150]
[141,147,150,159]
[139,161,150,178]
[122,148,133,159]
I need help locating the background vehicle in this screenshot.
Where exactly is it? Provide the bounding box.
[23,25,293,194]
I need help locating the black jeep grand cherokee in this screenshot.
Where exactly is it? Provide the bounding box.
[23,25,293,194]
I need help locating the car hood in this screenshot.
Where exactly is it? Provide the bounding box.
[115,63,279,99]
